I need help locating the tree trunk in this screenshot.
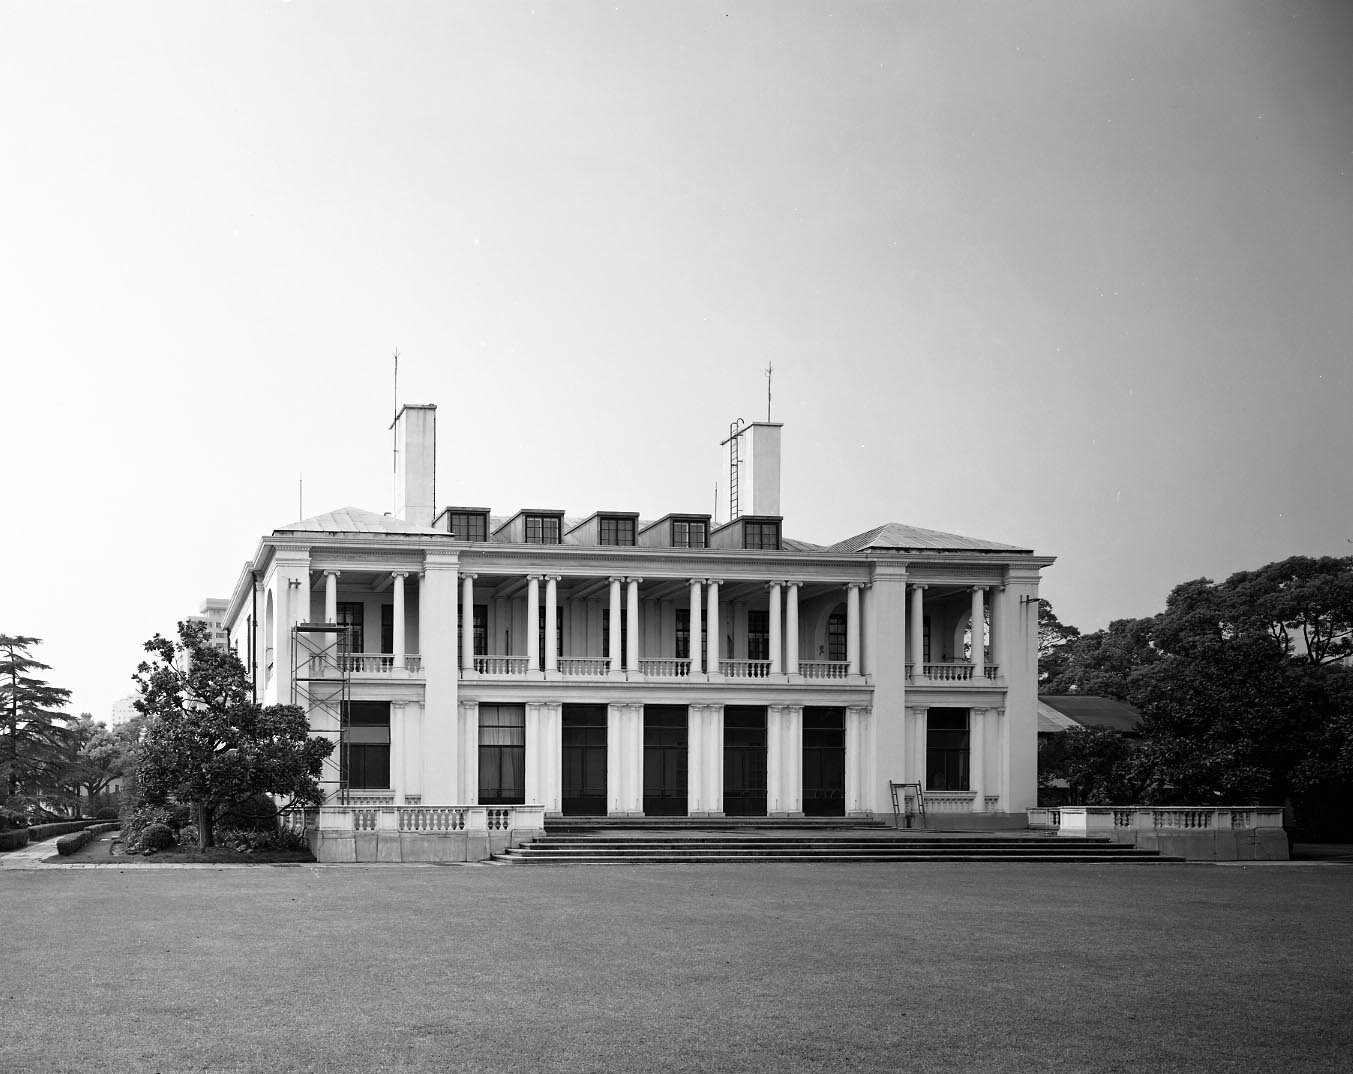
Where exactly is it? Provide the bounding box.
[197,800,215,849]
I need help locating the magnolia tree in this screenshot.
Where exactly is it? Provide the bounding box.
[134,621,332,849]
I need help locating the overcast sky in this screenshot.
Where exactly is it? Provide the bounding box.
[3,1,1350,719]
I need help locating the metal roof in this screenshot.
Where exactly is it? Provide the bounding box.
[1037,696,1143,734]
[272,506,443,536]
[825,522,1031,554]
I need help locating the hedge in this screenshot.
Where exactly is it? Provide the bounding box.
[0,829,29,851]
[26,820,102,842]
[55,823,120,856]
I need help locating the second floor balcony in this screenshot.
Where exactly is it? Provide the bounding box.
[465,654,858,684]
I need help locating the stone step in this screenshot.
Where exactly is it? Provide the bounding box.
[498,852,1184,865]
[528,836,1107,847]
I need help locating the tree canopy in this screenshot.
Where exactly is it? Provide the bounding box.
[133,620,332,848]
[1,634,74,811]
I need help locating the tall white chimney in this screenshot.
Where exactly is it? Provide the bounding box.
[393,403,436,526]
[720,421,783,522]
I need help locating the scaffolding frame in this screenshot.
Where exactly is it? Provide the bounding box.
[292,623,352,805]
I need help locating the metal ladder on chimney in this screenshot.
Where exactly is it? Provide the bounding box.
[889,781,926,830]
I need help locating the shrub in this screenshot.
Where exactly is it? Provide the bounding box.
[139,823,176,853]
[215,826,308,854]
[120,802,185,852]
[216,794,279,833]
[26,820,99,841]
[0,807,29,832]
[57,830,93,855]
[95,806,120,821]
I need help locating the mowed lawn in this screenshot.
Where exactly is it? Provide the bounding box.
[4,863,1350,1074]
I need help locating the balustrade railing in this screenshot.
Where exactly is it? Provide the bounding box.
[399,806,466,832]
[473,655,530,675]
[309,803,545,834]
[639,658,692,677]
[799,661,850,679]
[558,657,610,676]
[1048,806,1285,834]
[720,659,772,679]
[903,662,1001,683]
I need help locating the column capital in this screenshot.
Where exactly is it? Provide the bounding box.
[705,577,723,586]
[765,580,783,591]
[528,573,545,582]
[846,581,869,591]
[391,570,408,580]
[461,572,477,580]
[911,582,927,591]
[323,569,341,578]
[608,575,626,584]
[971,584,988,592]
[627,576,644,585]
[784,580,802,590]
[545,574,562,583]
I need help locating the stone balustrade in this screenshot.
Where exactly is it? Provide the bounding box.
[638,658,692,677]
[1035,805,1288,860]
[720,659,772,679]
[799,661,850,679]
[306,804,547,863]
[558,657,610,676]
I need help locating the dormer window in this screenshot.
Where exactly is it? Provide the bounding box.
[599,516,636,546]
[743,520,781,551]
[447,511,487,542]
[525,514,562,544]
[672,519,708,549]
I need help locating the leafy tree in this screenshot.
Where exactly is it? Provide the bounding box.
[133,621,333,848]
[1038,726,1143,805]
[1036,600,1081,687]
[60,714,131,814]
[1040,616,1160,700]
[1216,556,1353,666]
[0,635,74,809]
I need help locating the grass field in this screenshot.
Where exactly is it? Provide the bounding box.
[4,862,1350,1074]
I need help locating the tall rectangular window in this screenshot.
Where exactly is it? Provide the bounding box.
[525,515,561,544]
[599,517,635,546]
[748,609,770,661]
[675,610,707,661]
[478,704,525,805]
[538,607,563,664]
[926,709,970,791]
[743,521,780,550]
[601,612,628,669]
[342,701,390,789]
[672,520,708,548]
[448,512,487,542]
[337,602,364,656]
[826,612,847,662]
[380,604,393,655]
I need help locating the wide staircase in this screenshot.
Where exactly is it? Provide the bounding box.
[494,818,1184,865]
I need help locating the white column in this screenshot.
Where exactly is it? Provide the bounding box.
[627,577,641,673]
[324,570,339,623]
[706,580,721,675]
[461,573,476,671]
[527,575,541,671]
[991,586,1008,678]
[910,584,925,677]
[913,707,928,786]
[971,707,986,812]
[785,704,803,816]
[544,576,559,673]
[846,583,862,675]
[608,577,623,673]
[389,700,406,800]
[458,700,478,804]
[767,704,784,814]
[995,706,1008,812]
[391,572,406,669]
[768,582,782,674]
[971,587,986,677]
[785,582,800,675]
[525,702,544,805]
[707,704,725,816]
[689,579,703,674]
[845,704,873,816]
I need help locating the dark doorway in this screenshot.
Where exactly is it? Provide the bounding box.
[802,707,845,816]
[643,705,688,816]
[723,706,767,816]
[562,704,608,815]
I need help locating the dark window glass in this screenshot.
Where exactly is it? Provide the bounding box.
[743,521,780,550]
[827,612,847,662]
[674,610,707,662]
[538,606,563,665]
[926,709,970,791]
[337,602,364,656]
[448,512,487,542]
[478,704,525,805]
[342,701,390,789]
[525,516,561,544]
[601,610,628,670]
[672,520,708,549]
[923,615,931,663]
[381,604,393,655]
[599,517,635,546]
[748,609,769,661]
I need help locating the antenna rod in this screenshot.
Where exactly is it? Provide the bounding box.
[392,348,400,473]
[298,473,303,519]
[765,361,773,422]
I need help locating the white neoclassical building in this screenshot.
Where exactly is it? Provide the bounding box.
[223,404,1053,861]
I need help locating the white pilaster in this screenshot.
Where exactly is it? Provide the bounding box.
[844,704,873,815]
[458,700,478,804]
[392,571,407,669]
[970,707,987,812]
[846,583,862,676]
[544,576,559,672]
[608,577,623,674]
[768,582,782,675]
[971,586,986,677]
[461,573,476,671]
[785,582,800,676]
[627,577,641,674]
[706,580,721,674]
[909,584,926,677]
[419,552,460,801]
[689,579,703,675]
[607,702,643,815]
[527,574,541,671]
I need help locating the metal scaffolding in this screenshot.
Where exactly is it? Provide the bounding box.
[292,623,352,805]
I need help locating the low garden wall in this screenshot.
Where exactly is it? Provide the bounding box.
[1029,806,1288,860]
[1,818,107,851]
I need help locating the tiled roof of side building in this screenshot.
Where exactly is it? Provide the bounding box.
[825,522,1032,554]
[1037,695,1143,734]
[273,506,444,536]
